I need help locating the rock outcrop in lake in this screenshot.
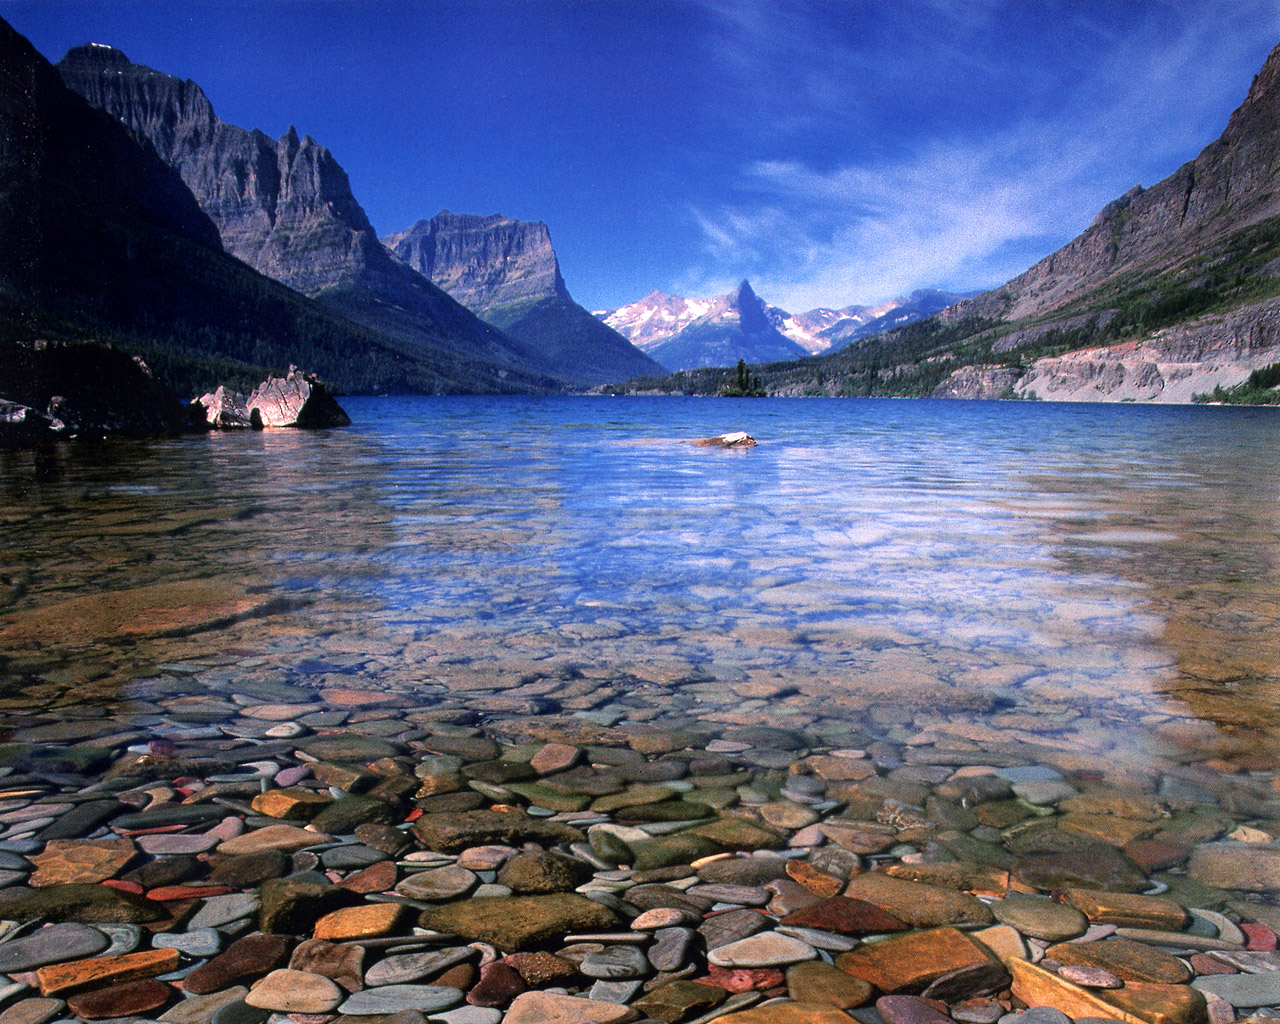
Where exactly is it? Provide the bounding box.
[384,211,663,386]
[192,368,351,430]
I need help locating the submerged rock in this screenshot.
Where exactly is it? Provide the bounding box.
[696,431,756,447]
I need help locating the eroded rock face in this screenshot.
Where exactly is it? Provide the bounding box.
[193,386,252,429]
[933,300,1280,402]
[57,44,541,390]
[385,212,567,312]
[245,368,351,429]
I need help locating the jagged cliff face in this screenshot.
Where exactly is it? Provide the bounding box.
[61,45,389,295]
[384,212,568,311]
[0,19,552,397]
[385,211,663,385]
[57,45,557,387]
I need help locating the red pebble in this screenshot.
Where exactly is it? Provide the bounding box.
[146,885,234,902]
[1190,953,1238,976]
[404,808,423,822]
[1243,922,1278,951]
[100,879,145,895]
[698,966,785,993]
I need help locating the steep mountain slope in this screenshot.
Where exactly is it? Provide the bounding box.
[600,281,808,370]
[913,39,1280,401]
[57,43,561,391]
[383,211,661,385]
[0,17,536,397]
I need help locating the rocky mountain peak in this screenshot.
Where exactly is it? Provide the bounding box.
[383,210,568,310]
[58,42,133,73]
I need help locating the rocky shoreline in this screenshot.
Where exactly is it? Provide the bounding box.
[0,679,1274,1024]
[0,341,348,445]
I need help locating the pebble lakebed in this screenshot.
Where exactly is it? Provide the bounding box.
[0,664,1276,1024]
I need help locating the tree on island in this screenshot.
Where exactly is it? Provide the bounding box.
[720,358,766,397]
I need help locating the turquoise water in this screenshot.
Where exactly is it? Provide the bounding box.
[3,396,1280,770]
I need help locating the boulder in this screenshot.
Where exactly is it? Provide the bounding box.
[193,386,253,428]
[245,367,350,428]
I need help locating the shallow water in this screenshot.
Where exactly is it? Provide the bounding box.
[2,395,1280,777]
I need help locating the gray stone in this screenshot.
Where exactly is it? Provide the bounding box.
[0,923,110,971]
[337,985,464,1015]
[188,893,261,930]
[579,944,650,979]
[153,928,222,957]
[1193,971,1280,1007]
[363,947,476,986]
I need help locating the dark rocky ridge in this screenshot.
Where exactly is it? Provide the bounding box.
[0,18,556,397]
[57,44,562,390]
[384,211,663,386]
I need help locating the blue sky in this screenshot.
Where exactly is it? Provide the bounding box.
[5,1,1280,313]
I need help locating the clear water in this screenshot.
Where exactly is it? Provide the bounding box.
[3,395,1280,774]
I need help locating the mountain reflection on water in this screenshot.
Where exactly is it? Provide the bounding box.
[1,396,1279,776]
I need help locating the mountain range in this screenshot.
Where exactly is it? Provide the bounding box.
[5,13,1280,405]
[383,212,661,385]
[612,40,1280,402]
[597,284,965,371]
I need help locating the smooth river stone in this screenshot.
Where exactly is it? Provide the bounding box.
[337,984,464,1015]
[216,824,332,856]
[876,994,954,1024]
[579,944,650,979]
[417,893,620,952]
[186,892,260,930]
[1044,938,1192,985]
[1194,971,1280,1007]
[363,947,476,987]
[157,986,249,1024]
[780,895,908,936]
[64,979,172,1020]
[700,908,774,950]
[0,997,68,1024]
[395,864,477,901]
[502,991,639,1024]
[244,969,342,1013]
[181,934,291,995]
[28,838,136,887]
[990,896,1088,941]
[707,932,818,968]
[649,927,696,972]
[137,833,220,856]
[0,923,110,971]
[835,928,995,994]
[786,960,874,1009]
[35,947,179,997]
[842,873,994,929]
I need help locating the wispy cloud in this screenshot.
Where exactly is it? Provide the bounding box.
[681,0,1280,311]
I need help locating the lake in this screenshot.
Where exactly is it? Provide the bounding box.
[2,394,1279,788]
